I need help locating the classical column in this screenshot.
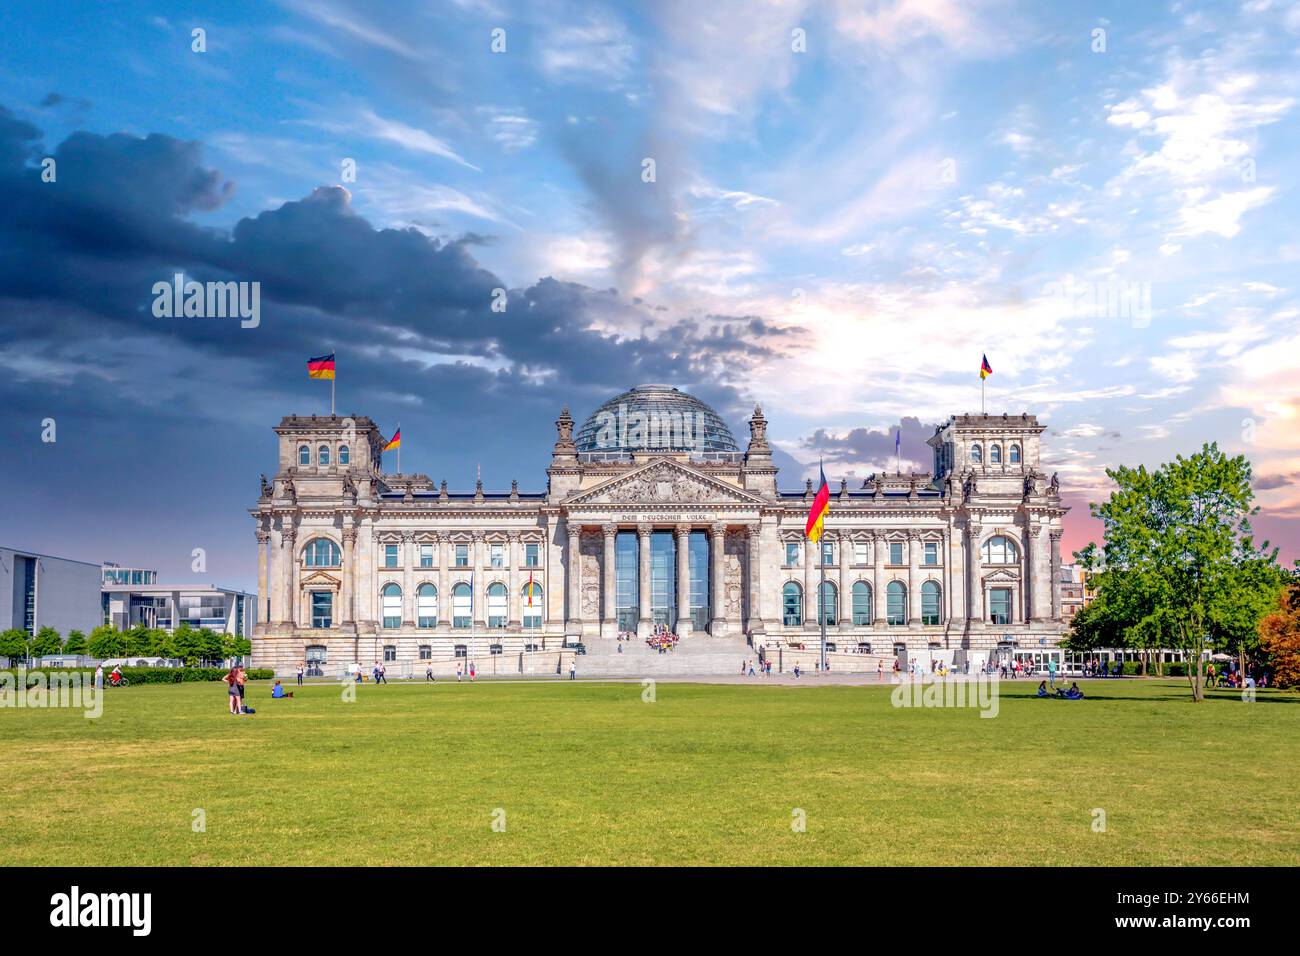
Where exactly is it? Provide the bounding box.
[710,522,726,636]
[269,525,284,626]
[907,530,921,628]
[637,523,652,630]
[472,531,486,629]
[675,523,692,637]
[341,527,356,624]
[602,523,617,637]
[968,522,984,626]
[508,532,521,627]
[837,533,851,631]
[872,532,885,624]
[566,522,582,633]
[1049,529,1063,621]
[256,528,270,628]
[803,536,816,627]
[436,533,450,631]
[401,532,415,626]
[746,524,764,634]
[284,527,300,628]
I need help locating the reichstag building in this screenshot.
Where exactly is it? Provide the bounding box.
[251,384,1069,674]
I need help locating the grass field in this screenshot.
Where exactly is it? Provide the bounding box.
[2,677,1297,866]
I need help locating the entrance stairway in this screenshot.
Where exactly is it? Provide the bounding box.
[575,635,756,677]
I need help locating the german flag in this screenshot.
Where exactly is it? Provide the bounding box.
[526,571,537,606]
[307,353,335,380]
[382,428,401,452]
[980,353,993,379]
[804,462,830,543]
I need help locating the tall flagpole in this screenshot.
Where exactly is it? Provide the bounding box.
[819,558,827,676]
[331,352,336,416]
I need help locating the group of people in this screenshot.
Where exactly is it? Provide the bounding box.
[1081,660,1124,677]
[741,658,773,677]
[646,625,679,654]
[1208,663,1266,689]
[223,665,248,715]
[1037,680,1085,700]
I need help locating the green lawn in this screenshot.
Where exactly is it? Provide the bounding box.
[2,677,1297,865]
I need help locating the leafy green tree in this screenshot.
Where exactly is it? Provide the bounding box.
[124,624,153,657]
[148,627,176,659]
[171,623,203,665]
[63,630,87,654]
[221,633,253,662]
[32,626,63,657]
[1082,443,1282,701]
[0,628,29,662]
[87,625,126,659]
[197,628,223,663]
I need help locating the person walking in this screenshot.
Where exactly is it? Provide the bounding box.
[456,662,463,682]
[296,662,304,686]
[425,664,435,682]
[469,661,476,682]
[569,658,576,681]
[1048,657,1058,689]
[94,662,104,690]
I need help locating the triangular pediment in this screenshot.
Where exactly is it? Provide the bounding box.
[565,458,764,507]
[301,570,341,587]
[982,567,1020,582]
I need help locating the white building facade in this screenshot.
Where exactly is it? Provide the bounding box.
[250,385,1069,675]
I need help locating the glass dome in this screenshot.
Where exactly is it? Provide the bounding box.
[574,384,740,460]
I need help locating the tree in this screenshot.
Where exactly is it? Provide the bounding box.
[1259,584,1300,689]
[63,630,87,654]
[87,625,126,660]
[124,624,153,657]
[0,628,28,663]
[32,626,63,657]
[1082,443,1282,701]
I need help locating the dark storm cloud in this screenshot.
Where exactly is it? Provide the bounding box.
[1255,472,1300,492]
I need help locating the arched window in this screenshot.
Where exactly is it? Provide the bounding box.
[782,582,803,627]
[981,535,1020,565]
[303,538,341,567]
[298,444,310,465]
[319,444,330,466]
[452,583,472,628]
[1009,443,1021,464]
[971,443,982,464]
[487,582,508,628]
[852,581,872,625]
[339,444,350,465]
[921,581,942,625]
[990,443,1002,464]
[818,581,838,626]
[522,582,543,629]
[417,584,437,628]
[381,583,402,629]
[887,581,907,625]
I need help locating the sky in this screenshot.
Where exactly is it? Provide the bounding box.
[1,0,1298,595]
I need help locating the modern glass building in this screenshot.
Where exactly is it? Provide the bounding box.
[101,565,257,637]
[0,546,102,639]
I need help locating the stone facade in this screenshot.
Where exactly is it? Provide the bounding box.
[250,396,1069,676]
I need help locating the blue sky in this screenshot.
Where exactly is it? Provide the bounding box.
[1,0,1298,593]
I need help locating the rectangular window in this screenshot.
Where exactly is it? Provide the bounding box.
[989,588,1012,626]
[924,542,938,566]
[785,542,800,566]
[889,542,904,565]
[853,541,869,565]
[821,541,834,567]
[383,645,396,662]
[419,544,434,567]
[455,544,469,567]
[490,543,504,568]
[384,544,398,568]
[525,543,540,567]
[419,645,431,660]
[310,591,333,629]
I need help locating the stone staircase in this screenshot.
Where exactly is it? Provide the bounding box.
[575,636,756,677]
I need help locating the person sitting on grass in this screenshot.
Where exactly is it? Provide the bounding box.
[271,679,293,699]
[1065,682,1084,699]
[1036,680,1048,698]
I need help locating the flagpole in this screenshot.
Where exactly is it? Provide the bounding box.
[331,353,336,417]
[397,423,401,475]
[819,559,827,676]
